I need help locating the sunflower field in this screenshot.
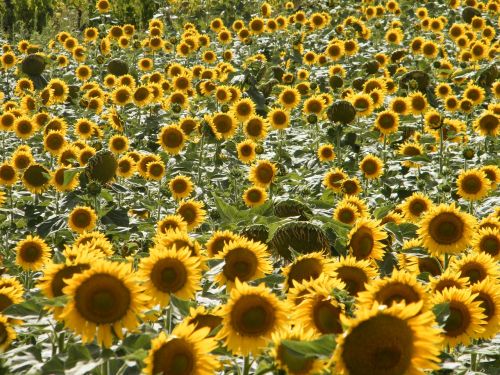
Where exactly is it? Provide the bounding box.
[0,0,499,373]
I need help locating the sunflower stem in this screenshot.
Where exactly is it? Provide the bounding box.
[382,135,387,166]
[197,134,205,185]
[471,352,478,371]
[166,296,173,333]
[439,125,444,177]
[157,179,162,221]
[444,253,450,270]
[242,355,250,375]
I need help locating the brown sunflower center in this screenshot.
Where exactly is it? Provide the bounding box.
[51,264,90,297]
[306,100,322,114]
[475,293,494,321]
[282,91,296,105]
[460,262,485,284]
[153,338,194,375]
[74,274,131,324]
[189,313,222,332]
[172,179,188,193]
[479,114,498,131]
[409,200,427,216]
[178,205,196,225]
[375,281,421,306]
[246,119,263,137]
[350,228,374,259]
[19,243,42,263]
[379,114,396,129]
[428,212,464,245]
[288,258,323,286]
[342,180,358,195]
[338,208,356,224]
[23,164,50,188]
[336,266,368,296]
[162,129,183,148]
[72,210,92,228]
[418,257,442,276]
[480,235,499,256]
[272,111,287,126]
[255,164,274,184]
[341,314,413,375]
[231,295,275,336]
[151,258,187,293]
[240,145,253,157]
[0,295,13,312]
[213,115,233,133]
[461,175,482,194]
[223,247,257,282]
[313,300,343,334]
[236,103,252,117]
[362,160,377,175]
[247,189,263,203]
[444,302,470,337]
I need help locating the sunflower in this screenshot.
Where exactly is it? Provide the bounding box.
[11,149,33,171]
[146,160,165,181]
[156,215,188,236]
[348,218,387,261]
[428,269,470,294]
[451,252,498,285]
[242,186,268,208]
[279,88,301,109]
[268,108,290,130]
[401,192,433,223]
[358,270,428,312]
[464,83,485,105]
[417,203,476,256]
[243,115,269,141]
[359,154,384,180]
[75,65,92,81]
[389,97,410,115]
[271,327,326,375]
[303,96,325,115]
[144,321,219,375]
[283,252,335,291]
[0,313,15,353]
[333,302,441,375]
[0,52,16,69]
[249,160,277,188]
[342,177,362,196]
[456,168,491,201]
[14,234,51,271]
[333,201,361,226]
[22,163,50,194]
[137,154,161,179]
[209,112,237,139]
[432,287,486,347]
[349,93,373,117]
[169,175,194,200]
[13,116,37,140]
[471,227,499,260]
[236,139,257,164]
[217,280,288,355]
[158,125,186,155]
[0,163,16,186]
[139,245,201,307]
[0,286,23,313]
[205,231,240,258]
[177,199,206,231]
[68,206,97,234]
[112,86,133,106]
[215,237,272,287]
[470,278,500,340]
[481,165,500,189]
[60,260,147,348]
[47,78,69,103]
[323,168,347,193]
[374,110,399,135]
[473,110,498,137]
[96,0,111,13]
[231,98,255,122]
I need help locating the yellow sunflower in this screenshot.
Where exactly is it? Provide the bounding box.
[268,108,290,130]
[144,321,219,375]
[249,160,277,188]
[323,168,347,193]
[237,139,257,164]
[232,98,255,122]
[359,154,384,179]
[158,125,186,155]
[317,144,335,162]
[15,234,51,271]
[432,287,486,347]
[169,175,194,200]
[279,88,301,109]
[417,203,476,256]
[176,199,206,231]
[282,252,335,291]
[470,278,500,340]
[242,186,268,208]
[22,164,51,194]
[209,112,237,140]
[451,252,498,285]
[243,115,269,140]
[456,168,491,201]
[205,230,240,258]
[0,315,16,352]
[428,269,470,294]
[333,301,442,375]
[401,192,433,222]
[215,237,272,287]
[374,110,399,135]
[348,218,387,261]
[216,280,289,355]
[60,260,147,348]
[156,214,188,236]
[68,205,97,234]
[138,245,201,307]
[471,227,499,260]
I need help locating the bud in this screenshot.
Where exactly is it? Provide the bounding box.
[440,183,451,193]
[221,104,230,113]
[255,145,264,154]
[171,103,182,113]
[462,148,475,160]
[307,114,318,124]
[87,181,102,196]
[96,55,105,64]
[310,82,318,90]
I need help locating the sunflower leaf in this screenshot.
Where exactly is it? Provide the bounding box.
[281,334,336,359]
[433,302,451,327]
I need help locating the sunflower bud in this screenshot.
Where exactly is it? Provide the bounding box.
[171,103,182,113]
[255,145,264,154]
[440,183,451,193]
[307,114,318,124]
[221,104,230,113]
[310,82,318,90]
[96,55,105,64]
[87,181,102,196]
[462,148,475,160]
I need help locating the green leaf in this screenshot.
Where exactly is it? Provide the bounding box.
[3,299,43,317]
[432,302,450,327]
[374,204,394,219]
[281,334,336,359]
[63,167,83,186]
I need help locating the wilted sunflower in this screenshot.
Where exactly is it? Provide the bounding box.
[144,322,219,375]
[15,234,51,271]
[357,270,428,311]
[60,260,147,348]
[242,186,267,208]
[451,252,498,285]
[249,160,277,188]
[333,301,442,375]
[348,218,387,260]
[432,287,486,348]
[401,192,433,222]
[417,203,476,256]
[22,163,50,194]
[139,245,201,307]
[158,124,186,155]
[359,154,384,179]
[177,199,206,231]
[217,280,288,355]
[215,237,272,287]
[456,168,491,201]
[471,227,499,260]
[68,205,97,234]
